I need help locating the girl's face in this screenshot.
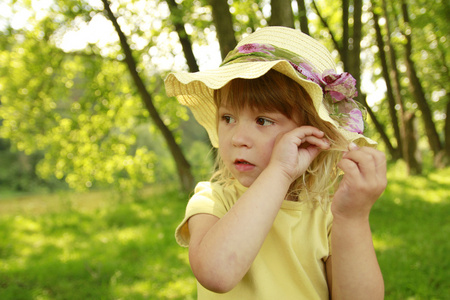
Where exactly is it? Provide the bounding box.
[218,99,300,188]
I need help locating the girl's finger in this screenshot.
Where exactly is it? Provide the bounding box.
[337,157,362,180]
[300,136,330,150]
[360,147,387,188]
[342,147,377,177]
[357,147,387,179]
[291,126,326,139]
[362,147,387,175]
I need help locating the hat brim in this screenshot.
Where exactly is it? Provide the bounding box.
[165,59,376,148]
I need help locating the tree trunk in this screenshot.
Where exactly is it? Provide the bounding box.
[382,0,410,161]
[102,0,195,192]
[295,0,310,35]
[269,0,295,28]
[349,0,390,155]
[342,0,349,70]
[349,0,362,94]
[401,0,443,161]
[209,0,237,60]
[311,1,341,57]
[166,0,199,72]
[361,95,397,158]
[404,112,422,175]
[372,9,402,160]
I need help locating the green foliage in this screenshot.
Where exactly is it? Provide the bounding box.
[0,34,157,190]
[406,0,450,128]
[374,0,450,115]
[0,139,49,192]
[0,0,193,192]
[229,0,267,35]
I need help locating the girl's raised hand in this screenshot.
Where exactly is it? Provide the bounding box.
[332,144,387,221]
[268,126,330,183]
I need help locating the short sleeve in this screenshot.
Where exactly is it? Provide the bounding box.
[174,182,230,247]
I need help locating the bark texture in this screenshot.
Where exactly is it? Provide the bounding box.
[166,0,199,72]
[209,0,237,60]
[401,0,443,160]
[269,0,295,28]
[296,0,310,35]
[373,10,402,159]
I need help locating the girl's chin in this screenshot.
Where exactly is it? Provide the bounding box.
[235,176,256,188]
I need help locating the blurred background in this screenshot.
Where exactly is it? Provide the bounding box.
[0,0,449,299]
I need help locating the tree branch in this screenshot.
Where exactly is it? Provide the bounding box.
[311,0,342,58]
[166,0,199,72]
[101,0,195,191]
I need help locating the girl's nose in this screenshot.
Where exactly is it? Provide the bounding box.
[231,124,253,148]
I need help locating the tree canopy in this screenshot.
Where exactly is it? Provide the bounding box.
[0,0,448,192]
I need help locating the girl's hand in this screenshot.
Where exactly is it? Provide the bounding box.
[332,144,387,221]
[268,126,330,183]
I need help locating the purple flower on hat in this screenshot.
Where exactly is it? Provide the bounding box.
[289,62,365,134]
[237,43,275,55]
[291,62,324,86]
[343,108,364,134]
[322,70,358,102]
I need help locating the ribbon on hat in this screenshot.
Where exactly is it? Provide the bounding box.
[220,43,366,134]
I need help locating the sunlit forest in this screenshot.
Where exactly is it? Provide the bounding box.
[0,0,449,299]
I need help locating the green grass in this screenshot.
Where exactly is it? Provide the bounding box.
[0,187,196,299]
[0,163,449,299]
[371,162,450,299]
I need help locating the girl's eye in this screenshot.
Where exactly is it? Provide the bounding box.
[256,117,274,126]
[222,115,236,124]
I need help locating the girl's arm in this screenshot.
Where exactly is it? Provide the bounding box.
[188,127,329,293]
[188,166,291,293]
[326,145,386,299]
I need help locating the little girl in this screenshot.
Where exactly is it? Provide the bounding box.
[165,26,386,299]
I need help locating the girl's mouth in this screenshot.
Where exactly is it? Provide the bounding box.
[234,159,255,171]
[234,159,253,165]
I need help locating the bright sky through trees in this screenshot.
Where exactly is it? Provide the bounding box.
[1,0,384,103]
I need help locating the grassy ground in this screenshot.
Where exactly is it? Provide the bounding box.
[0,163,449,299]
[0,186,196,299]
[371,163,450,299]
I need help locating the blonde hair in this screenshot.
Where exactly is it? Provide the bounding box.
[211,70,349,207]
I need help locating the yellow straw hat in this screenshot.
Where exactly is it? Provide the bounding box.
[165,26,376,148]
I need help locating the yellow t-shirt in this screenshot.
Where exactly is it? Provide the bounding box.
[175,181,333,299]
